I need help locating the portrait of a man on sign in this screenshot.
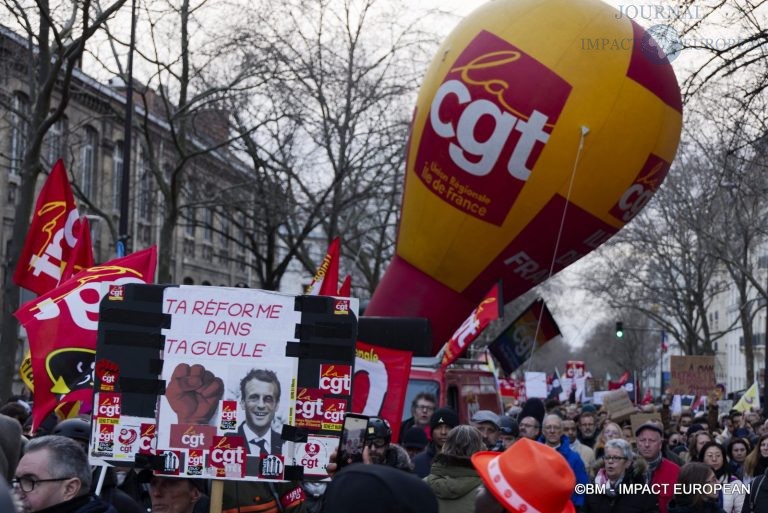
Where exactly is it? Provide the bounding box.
[237,368,284,456]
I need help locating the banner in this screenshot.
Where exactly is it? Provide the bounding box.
[15,246,157,431]
[351,342,412,443]
[441,282,502,367]
[13,160,86,294]
[487,298,560,374]
[305,237,340,296]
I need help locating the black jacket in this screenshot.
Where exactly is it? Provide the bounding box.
[36,494,117,513]
[412,442,438,478]
[584,464,659,513]
[667,498,726,513]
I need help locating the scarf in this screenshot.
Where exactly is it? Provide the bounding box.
[644,453,662,484]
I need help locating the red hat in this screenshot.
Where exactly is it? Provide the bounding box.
[471,438,576,513]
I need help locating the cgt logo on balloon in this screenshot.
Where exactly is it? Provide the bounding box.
[417,30,571,226]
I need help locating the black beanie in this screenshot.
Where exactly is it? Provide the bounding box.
[430,407,459,432]
[322,464,437,513]
[518,398,546,426]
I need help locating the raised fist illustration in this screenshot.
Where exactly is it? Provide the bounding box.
[166,363,224,424]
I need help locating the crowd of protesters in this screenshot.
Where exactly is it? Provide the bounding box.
[2,392,768,513]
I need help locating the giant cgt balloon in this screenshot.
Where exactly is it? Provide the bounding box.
[366,0,683,353]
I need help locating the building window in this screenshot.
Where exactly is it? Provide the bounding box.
[185,206,196,237]
[113,141,124,210]
[219,213,229,248]
[80,126,98,197]
[183,239,195,258]
[203,208,213,242]
[138,170,152,221]
[10,92,30,176]
[7,183,17,204]
[45,116,67,166]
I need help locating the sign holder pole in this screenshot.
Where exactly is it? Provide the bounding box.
[209,480,223,513]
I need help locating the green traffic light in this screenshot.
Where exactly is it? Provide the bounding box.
[616,321,624,338]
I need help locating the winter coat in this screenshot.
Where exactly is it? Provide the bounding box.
[667,497,726,513]
[423,454,482,513]
[715,473,745,513]
[413,442,439,478]
[374,443,414,472]
[584,460,659,513]
[539,435,589,507]
[0,414,22,482]
[36,494,118,513]
[648,458,681,513]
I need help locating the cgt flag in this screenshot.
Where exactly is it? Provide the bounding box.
[13,160,89,294]
[488,298,560,374]
[305,237,340,296]
[15,246,157,431]
[60,216,95,283]
[441,282,503,367]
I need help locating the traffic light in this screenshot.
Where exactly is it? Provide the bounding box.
[615,322,624,338]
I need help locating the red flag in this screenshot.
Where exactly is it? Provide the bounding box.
[60,216,94,283]
[440,282,503,367]
[338,275,351,297]
[15,246,157,431]
[641,387,653,405]
[351,342,412,443]
[13,160,83,294]
[305,237,340,295]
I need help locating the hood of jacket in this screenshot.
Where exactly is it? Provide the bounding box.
[423,454,482,500]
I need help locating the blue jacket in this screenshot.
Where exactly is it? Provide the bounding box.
[538,434,589,507]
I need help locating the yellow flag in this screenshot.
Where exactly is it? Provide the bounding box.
[733,383,760,412]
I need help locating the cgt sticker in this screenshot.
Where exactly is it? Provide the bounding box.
[333,299,350,315]
[139,423,157,454]
[219,400,238,430]
[187,449,204,476]
[416,30,571,226]
[319,364,352,395]
[295,388,324,430]
[95,392,121,424]
[294,435,336,478]
[321,398,346,431]
[169,423,216,450]
[96,424,114,454]
[209,435,246,478]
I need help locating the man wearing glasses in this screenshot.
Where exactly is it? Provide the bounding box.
[366,417,413,472]
[12,435,115,513]
[541,414,589,511]
[400,392,436,439]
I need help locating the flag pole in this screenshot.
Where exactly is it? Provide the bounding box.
[118,0,137,258]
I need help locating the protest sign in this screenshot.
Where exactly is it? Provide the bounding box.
[603,389,636,422]
[669,356,716,396]
[524,372,547,398]
[89,284,357,483]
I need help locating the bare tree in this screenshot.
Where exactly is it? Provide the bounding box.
[0,0,128,402]
[216,0,431,293]
[581,141,732,356]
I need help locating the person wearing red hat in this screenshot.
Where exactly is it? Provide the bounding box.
[472,438,577,513]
